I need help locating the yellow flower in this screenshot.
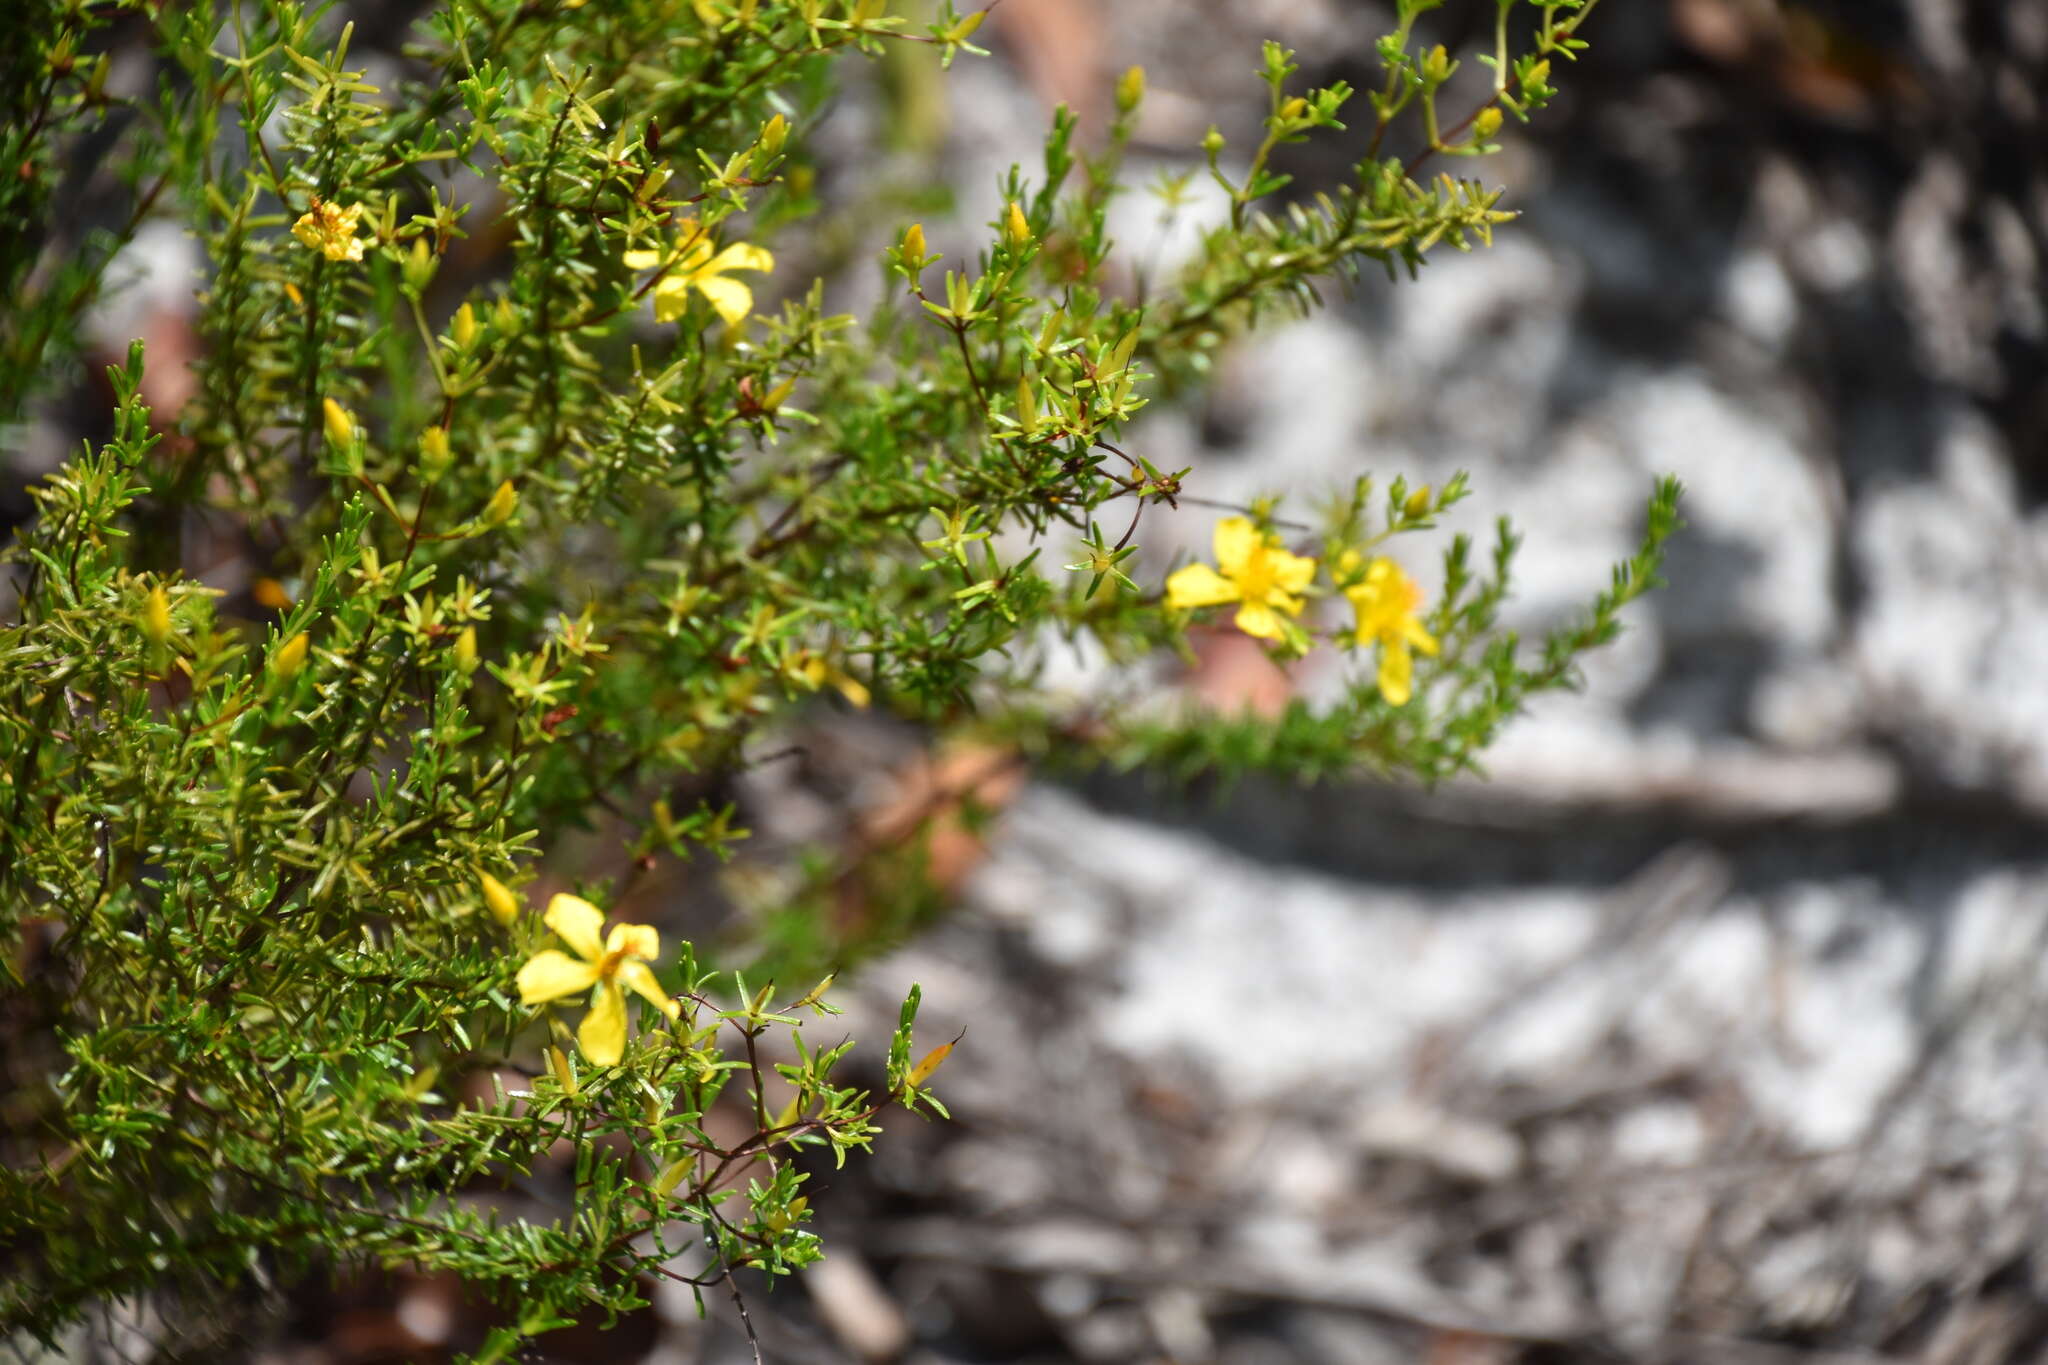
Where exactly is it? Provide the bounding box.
[1341,552,1439,706]
[623,220,775,327]
[1164,516,1317,641]
[291,200,367,262]
[516,894,679,1067]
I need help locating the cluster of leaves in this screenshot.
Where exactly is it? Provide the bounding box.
[0,0,1669,1359]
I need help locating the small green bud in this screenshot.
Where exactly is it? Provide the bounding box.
[1201,126,1225,157]
[1403,484,1432,519]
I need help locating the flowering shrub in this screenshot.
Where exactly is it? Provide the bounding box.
[0,0,1674,1358]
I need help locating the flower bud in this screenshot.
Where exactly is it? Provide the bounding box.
[758,113,787,159]
[479,870,520,927]
[322,397,355,451]
[653,1154,697,1197]
[1279,95,1308,120]
[480,479,518,528]
[901,222,926,264]
[1004,201,1031,246]
[418,425,452,482]
[1201,126,1225,158]
[907,1042,952,1087]
[142,585,173,646]
[454,624,478,673]
[1403,484,1433,519]
[402,237,437,294]
[1421,44,1451,84]
[547,1045,579,1096]
[270,631,309,682]
[452,302,478,349]
[1115,65,1145,115]
[1472,108,1503,140]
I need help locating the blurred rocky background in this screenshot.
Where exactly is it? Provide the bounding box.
[14,0,2048,1362]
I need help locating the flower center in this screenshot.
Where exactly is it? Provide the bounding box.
[1234,548,1281,601]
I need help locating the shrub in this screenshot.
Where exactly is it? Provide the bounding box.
[0,0,1673,1358]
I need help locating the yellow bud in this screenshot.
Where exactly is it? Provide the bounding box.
[1115,65,1145,115]
[270,631,309,682]
[759,113,787,158]
[322,397,355,451]
[479,870,520,927]
[252,577,293,611]
[1403,484,1433,519]
[547,1045,578,1096]
[901,222,926,264]
[418,425,452,480]
[454,624,478,672]
[1524,59,1550,90]
[947,8,985,41]
[1472,108,1503,141]
[142,585,173,646]
[1004,200,1030,246]
[1422,44,1451,84]
[652,1154,697,1197]
[403,237,437,293]
[1280,95,1308,120]
[452,302,478,348]
[479,479,518,528]
[761,376,795,413]
[834,672,871,709]
[907,1041,952,1087]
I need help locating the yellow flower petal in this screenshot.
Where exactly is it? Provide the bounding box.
[605,922,660,962]
[618,959,681,1020]
[649,277,693,323]
[517,949,602,1005]
[578,980,628,1066]
[1234,600,1285,640]
[622,249,665,271]
[543,893,606,961]
[1165,562,1241,610]
[1271,548,1318,596]
[694,274,755,326]
[1405,617,1440,657]
[704,242,774,275]
[1378,639,1414,706]
[1211,517,1259,578]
